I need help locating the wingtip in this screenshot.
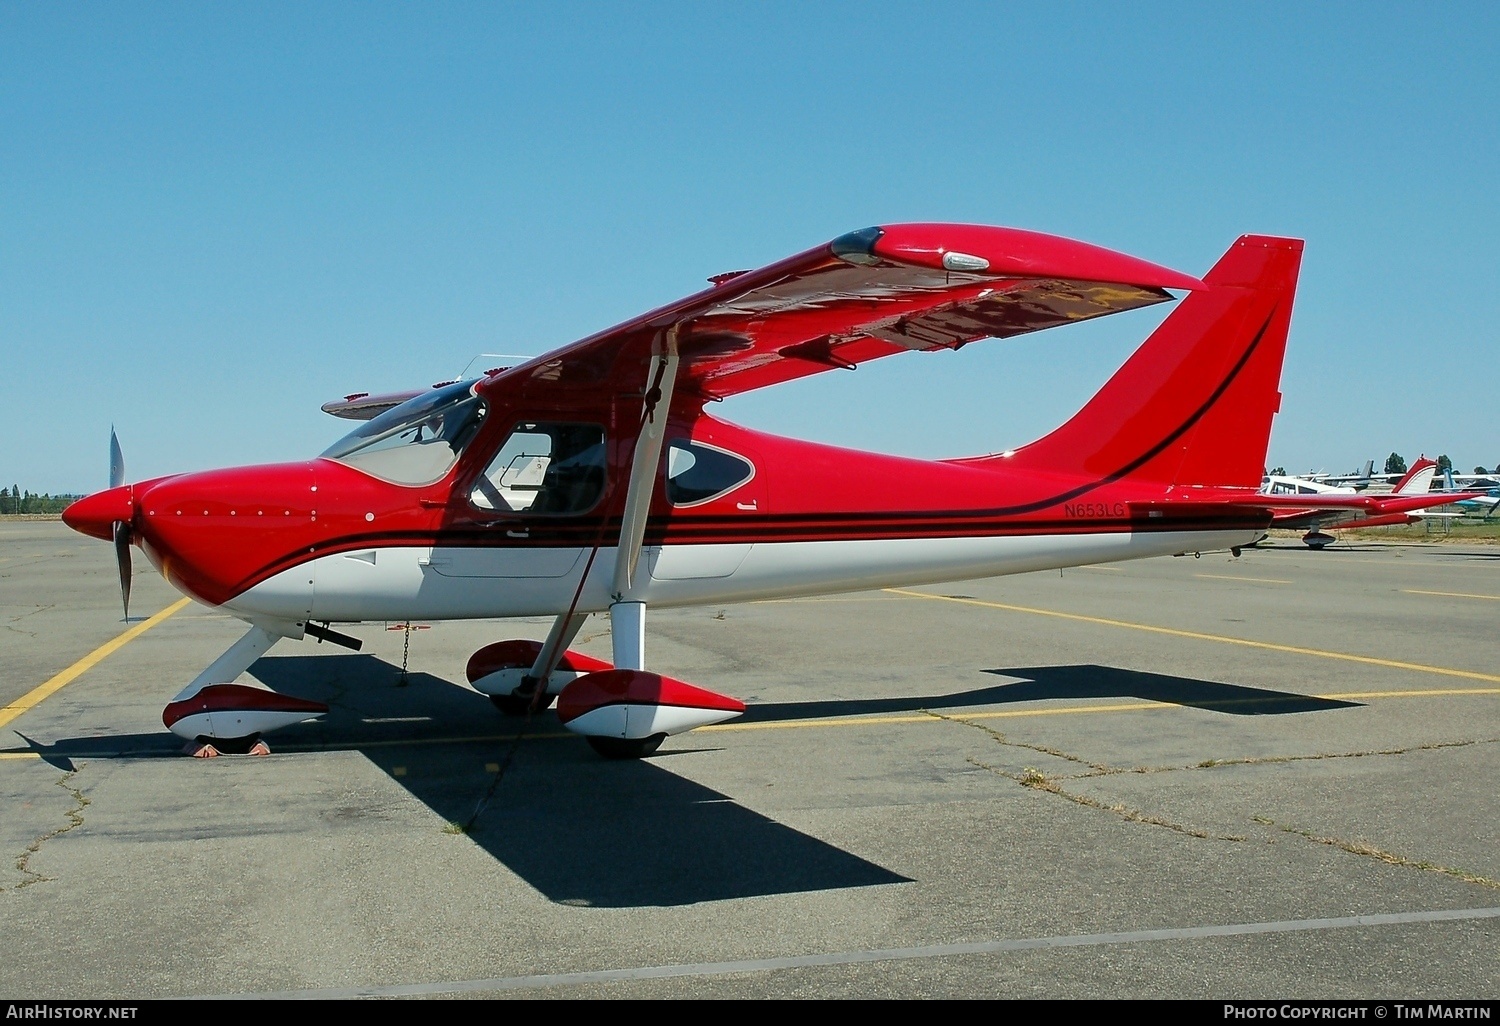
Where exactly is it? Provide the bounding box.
[868,223,1210,292]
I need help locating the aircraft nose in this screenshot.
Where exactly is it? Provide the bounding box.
[61,486,134,542]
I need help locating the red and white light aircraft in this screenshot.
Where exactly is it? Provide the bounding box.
[1259,456,1475,549]
[67,224,1343,758]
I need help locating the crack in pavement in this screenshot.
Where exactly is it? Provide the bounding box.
[928,711,1246,841]
[1252,815,1500,891]
[929,711,1500,889]
[1077,736,1500,779]
[924,710,1116,773]
[8,769,90,891]
[969,753,1248,841]
[6,603,58,622]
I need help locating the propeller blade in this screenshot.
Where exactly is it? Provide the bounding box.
[109,427,125,489]
[113,521,133,621]
[110,430,132,619]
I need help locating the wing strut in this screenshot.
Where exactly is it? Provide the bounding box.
[609,326,681,670]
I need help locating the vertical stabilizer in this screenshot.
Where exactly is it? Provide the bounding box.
[1002,236,1303,490]
[1394,457,1439,496]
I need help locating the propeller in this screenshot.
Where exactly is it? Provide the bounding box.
[109,427,125,489]
[109,427,132,621]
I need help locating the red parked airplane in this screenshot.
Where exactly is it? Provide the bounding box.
[1258,457,1476,549]
[66,224,1321,758]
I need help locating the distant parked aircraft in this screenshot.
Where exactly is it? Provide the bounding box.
[1259,457,1475,548]
[1304,459,1375,490]
[1440,469,1500,517]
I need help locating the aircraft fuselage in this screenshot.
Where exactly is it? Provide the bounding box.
[65,375,1268,629]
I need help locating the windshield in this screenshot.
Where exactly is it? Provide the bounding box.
[321,380,486,485]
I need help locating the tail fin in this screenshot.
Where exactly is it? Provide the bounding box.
[1394,457,1439,495]
[1002,235,1303,490]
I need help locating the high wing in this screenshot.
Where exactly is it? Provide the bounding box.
[499,223,1205,401]
[322,357,533,421]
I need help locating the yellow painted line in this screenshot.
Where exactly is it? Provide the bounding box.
[1300,555,1489,568]
[1404,589,1500,602]
[1077,565,1123,572]
[1195,573,1292,585]
[6,686,1499,763]
[1320,688,1500,701]
[705,703,1163,731]
[708,689,1500,731]
[0,597,192,730]
[751,595,902,605]
[884,588,1500,684]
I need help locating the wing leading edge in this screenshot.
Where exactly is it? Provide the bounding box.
[503,223,1206,401]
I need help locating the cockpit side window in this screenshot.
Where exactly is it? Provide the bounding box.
[471,422,606,515]
[320,381,486,486]
[666,440,754,506]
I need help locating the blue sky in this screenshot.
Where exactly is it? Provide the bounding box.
[3,2,1497,493]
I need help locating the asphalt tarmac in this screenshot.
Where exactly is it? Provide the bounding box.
[2,520,1497,999]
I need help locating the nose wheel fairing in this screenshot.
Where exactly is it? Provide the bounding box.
[160,623,327,754]
[163,682,329,741]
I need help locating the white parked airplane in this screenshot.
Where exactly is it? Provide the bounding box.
[1259,457,1463,548]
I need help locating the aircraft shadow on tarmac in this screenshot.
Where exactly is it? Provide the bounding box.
[737,664,1359,723]
[12,652,909,908]
[12,654,1346,905]
[978,665,1359,715]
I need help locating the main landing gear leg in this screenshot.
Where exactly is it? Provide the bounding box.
[586,600,663,759]
[609,601,646,671]
[550,330,742,758]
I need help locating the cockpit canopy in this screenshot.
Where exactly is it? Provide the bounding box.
[321,379,486,485]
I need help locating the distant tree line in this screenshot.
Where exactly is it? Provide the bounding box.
[1384,454,1495,478]
[1269,456,1497,481]
[0,486,80,514]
